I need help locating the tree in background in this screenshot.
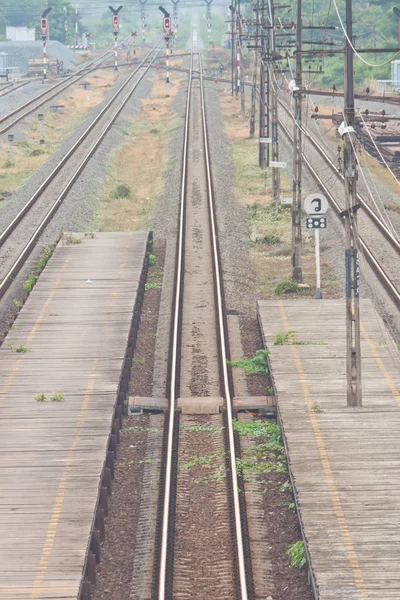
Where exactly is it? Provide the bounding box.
[1,0,77,43]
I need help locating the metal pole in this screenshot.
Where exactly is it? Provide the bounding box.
[42,39,47,81]
[64,7,68,46]
[8,136,13,165]
[343,0,362,406]
[291,0,303,282]
[230,6,235,97]
[166,40,170,85]
[75,4,79,47]
[315,228,322,299]
[114,33,118,71]
[140,0,146,44]
[249,0,259,137]
[268,0,280,211]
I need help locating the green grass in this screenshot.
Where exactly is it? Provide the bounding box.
[145,282,161,290]
[286,541,307,569]
[274,280,299,295]
[228,349,269,374]
[23,246,52,293]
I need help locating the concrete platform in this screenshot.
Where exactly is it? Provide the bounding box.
[0,232,150,600]
[258,299,400,599]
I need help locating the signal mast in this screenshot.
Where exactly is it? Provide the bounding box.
[160,7,173,85]
[109,5,123,72]
[40,8,51,82]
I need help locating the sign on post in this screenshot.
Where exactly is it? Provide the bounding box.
[304,192,328,215]
[304,193,328,299]
[269,161,287,168]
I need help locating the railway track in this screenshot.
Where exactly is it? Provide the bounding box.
[0,80,31,98]
[276,98,400,308]
[153,47,253,600]
[278,95,400,254]
[0,49,118,136]
[0,41,163,297]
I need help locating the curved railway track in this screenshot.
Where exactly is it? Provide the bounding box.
[276,104,400,308]
[0,48,119,136]
[153,47,253,600]
[0,41,163,298]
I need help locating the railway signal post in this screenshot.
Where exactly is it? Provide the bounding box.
[109,6,123,73]
[160,7,172,85]
[40,8,51,83]
[342,0,362,406]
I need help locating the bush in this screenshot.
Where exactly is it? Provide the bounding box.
[115,184,131,199]
[274,280,299,295]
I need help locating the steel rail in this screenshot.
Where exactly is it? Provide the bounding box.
[199,53,249,600]
[157,45,250,599]
[0,50,116,135]
[277,96,400,254]
[0,41,163,298]
[278,116,400,308]
[0,41,162,250]
[157,47,193,600]
[0,81,30,98]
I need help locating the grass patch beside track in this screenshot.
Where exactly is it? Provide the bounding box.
[96,73,182,232]
[0,70,115,199]
[218,88,340,298]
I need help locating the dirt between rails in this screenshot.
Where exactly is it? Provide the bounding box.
[173,414,235,600]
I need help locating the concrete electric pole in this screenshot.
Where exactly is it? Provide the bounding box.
[291,0,303,282]
[341,0,362,406]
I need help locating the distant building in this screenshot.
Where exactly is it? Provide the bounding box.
[6,27,35,42]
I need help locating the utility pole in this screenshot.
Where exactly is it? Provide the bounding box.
[205,0,212,45]
[342,0,362,406]
[64,6,68,46]
[249,0,260,137]
[268,0,280,210]
[230,5,235,96]
[75,4,79,47]
[140,0,147,44]
[172,0,179,42]
[237,0,245,113]
[291,0,303,282]
[259,2,269,167]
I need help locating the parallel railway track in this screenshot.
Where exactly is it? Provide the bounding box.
[0,49,118,136]
[153,47,253,600]
[0,41,162,298]
[276,95,400,308]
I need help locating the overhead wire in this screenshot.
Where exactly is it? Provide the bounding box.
[331,0,400,67]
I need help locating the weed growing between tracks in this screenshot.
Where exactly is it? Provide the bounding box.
[235,415,313,598]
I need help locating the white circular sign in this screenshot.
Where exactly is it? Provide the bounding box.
[304,193,328,215]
